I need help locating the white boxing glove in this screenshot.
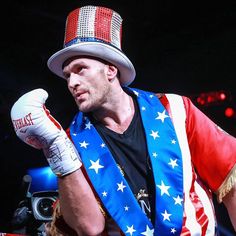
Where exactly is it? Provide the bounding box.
[10,88,82,177]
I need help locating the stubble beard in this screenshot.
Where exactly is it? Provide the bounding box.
[77,86,110,114]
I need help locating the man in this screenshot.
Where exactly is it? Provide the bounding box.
[11,5,236,236]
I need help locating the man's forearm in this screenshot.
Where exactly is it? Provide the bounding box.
[58,169,105,235]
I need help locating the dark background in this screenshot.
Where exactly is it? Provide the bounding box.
[0,0,236,234]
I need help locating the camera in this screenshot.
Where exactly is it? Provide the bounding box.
[11,190,58,235]
[31,191,59,221]
[11,175,59,235]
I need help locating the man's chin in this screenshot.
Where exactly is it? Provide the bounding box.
[77,103,92,113]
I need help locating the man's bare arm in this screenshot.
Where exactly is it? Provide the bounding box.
[58,169,105,235]
[222,182,236,232]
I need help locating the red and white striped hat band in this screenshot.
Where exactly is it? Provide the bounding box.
[47,5,136,86]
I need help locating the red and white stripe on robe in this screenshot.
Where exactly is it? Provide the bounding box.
[161,94,236,235]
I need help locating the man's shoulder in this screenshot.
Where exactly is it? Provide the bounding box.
[155,93,165,99]
[128,87,184,101]
[155,93,185,100]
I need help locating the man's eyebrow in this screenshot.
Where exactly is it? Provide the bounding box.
[63,60,87,71]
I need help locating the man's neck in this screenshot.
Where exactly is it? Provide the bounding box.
[92,89,135,134]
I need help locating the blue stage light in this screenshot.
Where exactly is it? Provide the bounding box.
[27,166,58,193]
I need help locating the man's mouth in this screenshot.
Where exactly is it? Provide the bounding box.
[74,91,87,100]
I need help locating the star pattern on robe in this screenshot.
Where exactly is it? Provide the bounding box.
[150,130,160,140]
[100,143,106,148]
[155,110,169,123]
[88,159,104,174]
[152,152,158,158]
[102,191,108,197]
[171,139,176,144]
[168,158,178,168]
[162,210,172,221]
[173,195,183,205]
[141,225,154,236]
[157,180,171,196]
[126,225,136,236]
[79,140,89,148]
[117,181,126,192]
[85,121,92,129]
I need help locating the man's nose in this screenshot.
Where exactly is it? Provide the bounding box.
[68,73,81,89]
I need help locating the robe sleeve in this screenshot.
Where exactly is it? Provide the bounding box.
[182,96,236,202]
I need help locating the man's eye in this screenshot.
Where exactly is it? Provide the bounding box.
[76,66,85,73]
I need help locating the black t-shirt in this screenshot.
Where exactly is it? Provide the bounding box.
[89,92,155,224]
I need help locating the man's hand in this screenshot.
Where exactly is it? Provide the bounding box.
[10,88,82,177]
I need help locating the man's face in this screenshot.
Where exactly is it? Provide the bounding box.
[63,57,111,113]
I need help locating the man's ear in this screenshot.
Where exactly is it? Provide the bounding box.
[106,65,119,81]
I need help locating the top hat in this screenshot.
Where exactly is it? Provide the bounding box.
[47,5,136,86]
